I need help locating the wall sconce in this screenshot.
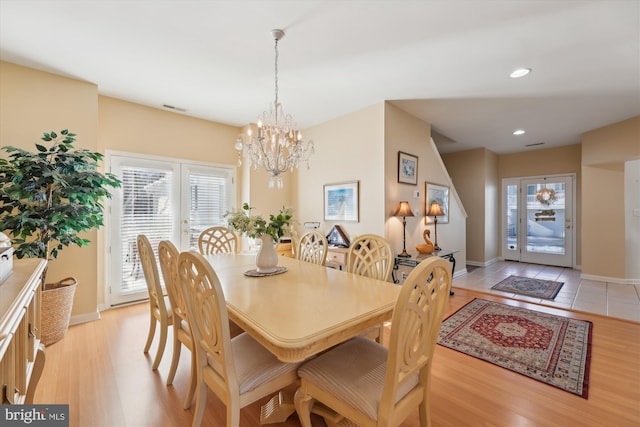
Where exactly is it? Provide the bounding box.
[394,201,414,258]
[426,201,443,251]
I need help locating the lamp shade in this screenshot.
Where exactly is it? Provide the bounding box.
[395,201,414,217]
[427,201,444,217]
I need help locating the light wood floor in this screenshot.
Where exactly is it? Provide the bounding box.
[34,287,640,427]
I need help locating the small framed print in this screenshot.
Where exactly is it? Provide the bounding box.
[398,151,418,185]
[425,182,450,224]
[324,181,359,222]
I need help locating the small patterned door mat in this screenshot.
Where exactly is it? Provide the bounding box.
[491,275,564,300]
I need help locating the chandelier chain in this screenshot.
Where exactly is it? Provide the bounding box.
[274,37,279,108]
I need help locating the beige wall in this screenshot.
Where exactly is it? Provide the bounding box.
[485,150,499,262]
[99,96,239,164]
[441,149,487,263]
[384,103,431,255]
[581,163,626,278]
[582,116,640,166]
[0,61,101,319]
[581,116,640,281]
[294,102,467,271]
[294,103,386,240]
[384,103,467,269]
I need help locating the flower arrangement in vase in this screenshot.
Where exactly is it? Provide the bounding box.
[225,203,292,273]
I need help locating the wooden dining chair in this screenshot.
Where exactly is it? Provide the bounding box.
[177,251,302,427]
[137,234,173,371]
[294,256,452,427]
[297,230,328,266]
[347,234,394,282]
[347,234,394,342]
[158,240,196,409]
[197,226,245,337]
[198,226,239,255]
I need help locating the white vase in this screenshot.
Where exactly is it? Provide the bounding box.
[256,235,278,273]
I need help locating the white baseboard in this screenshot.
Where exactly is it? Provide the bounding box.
[466,257,499,268]
[580,273,640,285]
[453,269,467,278]
[69,310,101,326]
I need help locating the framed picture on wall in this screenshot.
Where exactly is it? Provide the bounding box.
[324,181,359,222]
[398,151,418,185]
[425,182,450,224]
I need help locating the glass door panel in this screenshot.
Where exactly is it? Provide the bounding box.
[108,155,235,306]
[503,181,519,260]
[502,175,574,267]
[520,176,573,267]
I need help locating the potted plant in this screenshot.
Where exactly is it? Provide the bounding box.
[225,203,292,273]
[0,129,121,345]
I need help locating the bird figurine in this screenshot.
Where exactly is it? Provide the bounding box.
[416,229,435,254]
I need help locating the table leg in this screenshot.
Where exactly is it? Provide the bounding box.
[392,262,400,284]
[441,254,456,295]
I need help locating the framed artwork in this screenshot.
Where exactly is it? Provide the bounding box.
[324,181,359,222]
[425,182,450,224]
[398,151,418,185]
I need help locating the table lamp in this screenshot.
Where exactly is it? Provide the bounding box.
[426,201,443,251]
[394,201,414,257]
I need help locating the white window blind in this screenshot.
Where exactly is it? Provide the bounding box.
[120,166,175,296]
[185,168,232,250]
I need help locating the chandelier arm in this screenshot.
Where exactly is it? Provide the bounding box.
[274,141,287,174]
[256,137,287,175]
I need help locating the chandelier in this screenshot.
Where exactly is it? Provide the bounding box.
[235,29,314,189]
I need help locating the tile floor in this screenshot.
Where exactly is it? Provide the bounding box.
[454,260,640,322]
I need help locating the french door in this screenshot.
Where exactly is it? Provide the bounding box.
[107,154,236,305]
[503,175,575,267]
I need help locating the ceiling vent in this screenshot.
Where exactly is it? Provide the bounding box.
[162,104,187,112]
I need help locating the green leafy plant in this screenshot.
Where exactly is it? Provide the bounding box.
[0,130,121,259]
[225,203,292,242]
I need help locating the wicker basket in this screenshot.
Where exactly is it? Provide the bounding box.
[41,277,78,346]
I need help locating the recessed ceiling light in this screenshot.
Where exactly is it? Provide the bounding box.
[510,68,531,78]
[513,129,526,135]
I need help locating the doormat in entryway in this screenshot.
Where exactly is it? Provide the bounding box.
[491,275,564,300]
[438,298,592,398]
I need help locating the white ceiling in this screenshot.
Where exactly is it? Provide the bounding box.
[1,0,638,154]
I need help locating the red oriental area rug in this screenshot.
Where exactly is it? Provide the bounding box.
[438,298,592,398]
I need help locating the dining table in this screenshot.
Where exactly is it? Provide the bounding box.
[203,253,402,363]
[202,253,402,424]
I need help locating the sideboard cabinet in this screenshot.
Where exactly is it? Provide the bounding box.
[326,247,348,270]
[0,258,47,404]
